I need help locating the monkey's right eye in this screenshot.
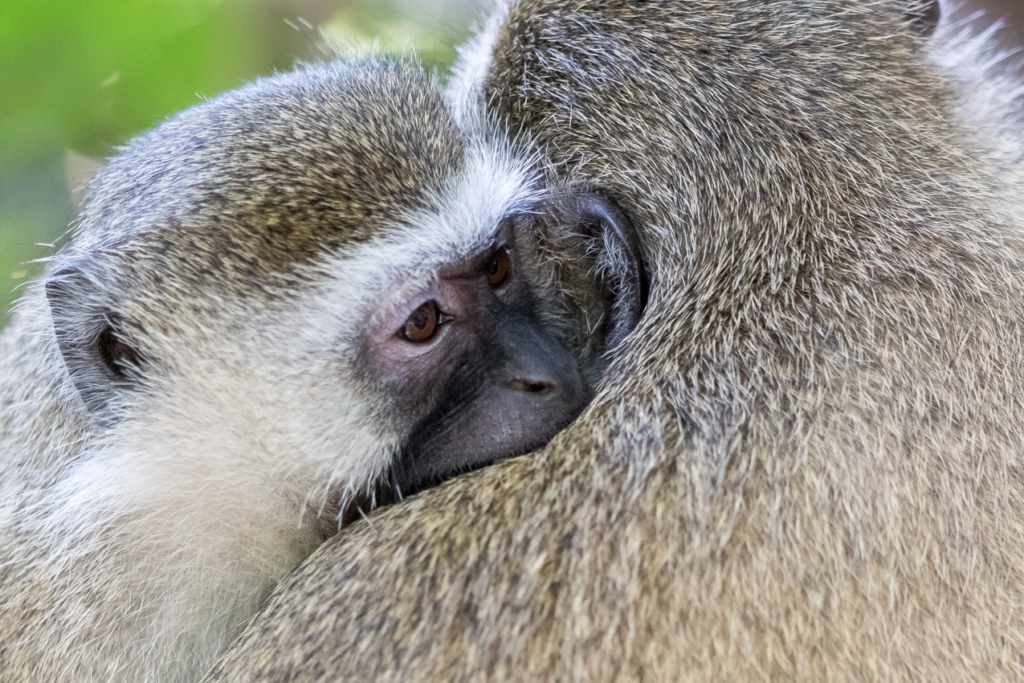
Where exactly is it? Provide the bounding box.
[400,301,441,343]
[485,248,511,289]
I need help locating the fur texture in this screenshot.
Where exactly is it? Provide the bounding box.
[204,1,1024,681]
[0,58,600,682]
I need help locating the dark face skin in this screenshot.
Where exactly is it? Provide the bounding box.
[363,220,588,500]
[353,192,646,507]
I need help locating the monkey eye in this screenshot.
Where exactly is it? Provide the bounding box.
[400,300,442,343]
[97,325,141,379]
[485,247,511,289]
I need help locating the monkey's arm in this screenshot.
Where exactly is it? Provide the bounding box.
[203,399,700,682]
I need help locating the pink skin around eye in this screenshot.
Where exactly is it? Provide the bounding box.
[366,245,517,373]
[366,275,482,368]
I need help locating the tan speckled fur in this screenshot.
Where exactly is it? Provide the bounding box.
[0,57,611,683]
[204,1,1024,681]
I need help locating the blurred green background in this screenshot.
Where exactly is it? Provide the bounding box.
[5,0,1023,328]
[0,0,476,325]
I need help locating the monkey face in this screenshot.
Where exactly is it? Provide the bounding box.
[358,220,588,498]
[40,58,645,525]
[9,58,645,683]
[275,150,643,511]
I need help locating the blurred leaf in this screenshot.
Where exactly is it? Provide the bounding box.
[0,0,474,323]
[0,0,286,159]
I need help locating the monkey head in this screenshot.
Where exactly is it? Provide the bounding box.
[0,56,647,683]
[42,58,644,528]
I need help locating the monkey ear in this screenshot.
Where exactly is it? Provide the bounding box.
[46,265,141,414]
[564,193,648,352]
[905,0,940,39]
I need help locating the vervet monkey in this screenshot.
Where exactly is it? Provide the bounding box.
[0,58,643,682]
[205,0,1024,681]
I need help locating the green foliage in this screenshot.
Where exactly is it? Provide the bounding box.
[0,0,469,324]
[1,0,284,159]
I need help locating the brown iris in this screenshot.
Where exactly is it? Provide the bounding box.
[486,247,511,289]
[401,300,441,343]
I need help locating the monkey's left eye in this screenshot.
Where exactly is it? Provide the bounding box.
[400,300,442,343]
[485,248,511,289]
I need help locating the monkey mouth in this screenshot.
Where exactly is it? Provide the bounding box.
[337,489,386,528]
[334,465,436,528]
[335,466,415,528]
[337,497,370,528]
[336,450,506,528]
[338,421,586,529]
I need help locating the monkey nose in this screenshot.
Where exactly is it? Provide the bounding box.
[507,377,554,394]
[493,307,588,408]
[499,336,586,410]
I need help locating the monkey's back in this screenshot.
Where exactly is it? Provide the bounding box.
[206,1,1024,680]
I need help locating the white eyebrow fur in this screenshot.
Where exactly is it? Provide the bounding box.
[307,128,544,311]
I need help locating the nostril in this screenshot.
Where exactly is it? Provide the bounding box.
[508,378,553,393]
